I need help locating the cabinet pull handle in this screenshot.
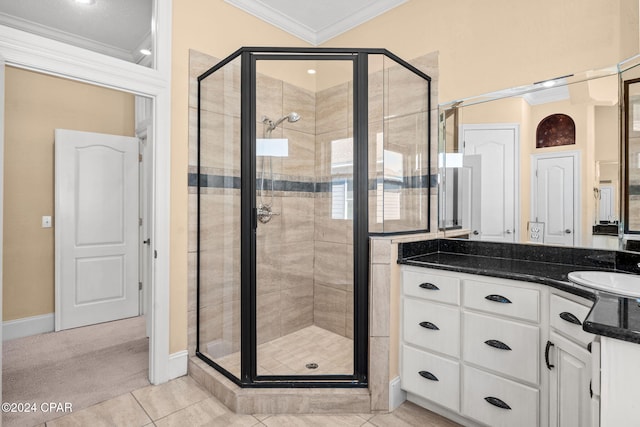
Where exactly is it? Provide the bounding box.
[545,340,555,370]
[484,339,511,351]
[418,370,439,381]
[485,294,512,304]
[419,321,439,330]
[419,282,439,290]
[559,311,582,326]
[484,396,511,410]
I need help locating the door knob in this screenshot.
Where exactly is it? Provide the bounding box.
[505,229,512,234]
[565,229,572,234]
[473,230,479,235]
[143,238,151,245]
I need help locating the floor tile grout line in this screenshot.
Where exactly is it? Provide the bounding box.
[130,390,156,424]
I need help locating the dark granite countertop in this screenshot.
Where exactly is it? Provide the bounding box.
[398,239,640,344]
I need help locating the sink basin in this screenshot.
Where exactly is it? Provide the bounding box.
[568,271,640,298]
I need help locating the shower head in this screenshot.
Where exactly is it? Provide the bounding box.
[263,112,301,132]
[287,112,301,123]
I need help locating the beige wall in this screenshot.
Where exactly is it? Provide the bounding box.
[3,66,135,321]
[171,0,639,352]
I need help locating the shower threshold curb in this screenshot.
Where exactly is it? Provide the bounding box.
[188,357,372,414]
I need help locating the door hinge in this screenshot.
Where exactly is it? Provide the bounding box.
[139,218,143,226]
[154,250,157,259]
[139,153,143,162]
[139,282,142,290]
[535,169,538,177]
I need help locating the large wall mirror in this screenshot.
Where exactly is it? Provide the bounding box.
[623,56,640,239]
[438,57,640,250]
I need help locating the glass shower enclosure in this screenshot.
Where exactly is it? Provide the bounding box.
[197,47,431,387]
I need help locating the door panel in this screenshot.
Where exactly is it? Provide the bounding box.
[463,126,517,242]
[534,156,575,246]
[55,129,139,331]
[549,331,592,427]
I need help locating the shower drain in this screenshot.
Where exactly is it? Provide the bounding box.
[305,363,319,370]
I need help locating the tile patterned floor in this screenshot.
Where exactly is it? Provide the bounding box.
[211,325,353,377]
[39,375,462,427]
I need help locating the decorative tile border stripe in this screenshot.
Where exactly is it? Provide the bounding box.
[188,173,437,192]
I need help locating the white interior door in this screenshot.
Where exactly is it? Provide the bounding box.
[462,125,518,242]
[55,129,139,331]
[462,154,481,238]
[532,154,577,246]
[599,185,614,222]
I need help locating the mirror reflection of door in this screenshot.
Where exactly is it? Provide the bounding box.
[462,155,481,240]
[461,124,518,242]
[532,152,579,246]
[598,185,615,222]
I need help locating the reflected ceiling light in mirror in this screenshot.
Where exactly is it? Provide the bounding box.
[140,48,152,56]
[307,69,316,74]
[534,74,573,88]
[75,0,96,5]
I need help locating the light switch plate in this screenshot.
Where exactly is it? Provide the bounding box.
[42,216,52,228]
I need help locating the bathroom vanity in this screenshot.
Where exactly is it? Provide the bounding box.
[397,239,640,427]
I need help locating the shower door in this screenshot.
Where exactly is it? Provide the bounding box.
[252,56,360,380]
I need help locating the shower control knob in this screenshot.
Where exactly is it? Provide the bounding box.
[257,205,279,224]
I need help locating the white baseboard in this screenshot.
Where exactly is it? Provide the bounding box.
[3,313,54,341]
[169,350,189,380]
[389,376,406,411]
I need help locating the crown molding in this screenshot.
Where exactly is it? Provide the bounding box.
[224,0,407,46]
[0,12,137,62]
[314,0,408,45]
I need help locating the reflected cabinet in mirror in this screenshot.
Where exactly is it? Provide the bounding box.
[439,64,626,250]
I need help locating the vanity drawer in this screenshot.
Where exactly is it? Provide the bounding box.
[462,365,538,427]
[403,298,460,357]
[550,294,594,347]
[463,311,539,384]
[403,269,460,305]
[463,279,539,323]
[401,344,460,412]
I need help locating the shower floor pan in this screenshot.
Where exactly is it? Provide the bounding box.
[211,325,354,378]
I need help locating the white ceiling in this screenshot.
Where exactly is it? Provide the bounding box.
[0,0,152,64]
[225,0,408,45]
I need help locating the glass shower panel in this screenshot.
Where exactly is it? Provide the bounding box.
[255,59,354,376]
[372,56,430,233]
[197,57,242,379]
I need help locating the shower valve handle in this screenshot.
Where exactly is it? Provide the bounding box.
[257,205,279,224]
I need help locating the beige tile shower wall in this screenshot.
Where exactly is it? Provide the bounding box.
[314,82,355,338]
[256,75,317,345]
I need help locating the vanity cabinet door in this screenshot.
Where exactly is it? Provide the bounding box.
[548,331,593,427]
